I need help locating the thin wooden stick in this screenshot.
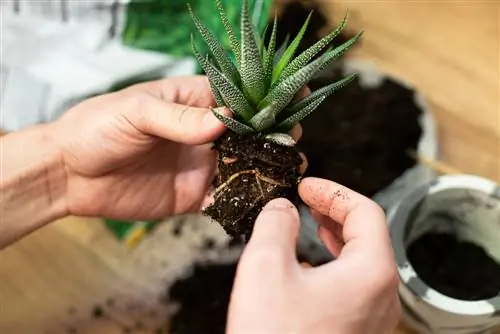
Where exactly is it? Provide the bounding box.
[407,150,462,175]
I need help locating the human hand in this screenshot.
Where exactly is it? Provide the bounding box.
[227,177,401,334]
[50,76,230,220]
[51,76,305,221]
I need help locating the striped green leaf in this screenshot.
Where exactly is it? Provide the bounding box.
[274,12,351,86]
[317,32,364,73]
[258,48,337,114]
[272,11,312,83]
[206,57,225,107]
[212,107,256,134]
[263,15,278,89]
[188,3,240,84]
[277,96,327,131]
[191,36,254,120]
[258,24,269,60]
[249,103,278,132]
[215,0,241,64]
[284,74,356,115]
[273,34,290,66]
[240,0,266,105]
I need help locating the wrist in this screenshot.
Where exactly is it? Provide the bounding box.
[0,123,68,247]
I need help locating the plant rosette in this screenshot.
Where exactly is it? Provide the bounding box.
[298,58,439,261]
[388,174,500,333]
[189,0,363,242]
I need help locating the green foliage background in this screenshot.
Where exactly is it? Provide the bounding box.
[122,0,271,61]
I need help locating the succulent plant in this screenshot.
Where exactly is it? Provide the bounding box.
[188,0,362,147]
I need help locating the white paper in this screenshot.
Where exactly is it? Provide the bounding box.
[0,0,196,132]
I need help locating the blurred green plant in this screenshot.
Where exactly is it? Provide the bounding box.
[122,0,271,61]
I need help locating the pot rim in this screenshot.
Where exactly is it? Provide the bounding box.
[390,174,500,315]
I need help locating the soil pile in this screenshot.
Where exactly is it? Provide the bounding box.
[407,233,500,301]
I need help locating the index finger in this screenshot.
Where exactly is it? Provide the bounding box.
[298,177,391,258]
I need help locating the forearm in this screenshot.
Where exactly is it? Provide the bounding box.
[0,124,68,248]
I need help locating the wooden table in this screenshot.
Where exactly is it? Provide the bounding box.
[1,1,499,333]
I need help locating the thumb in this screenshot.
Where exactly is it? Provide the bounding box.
[246,198,301,262]
[127,93,229,145]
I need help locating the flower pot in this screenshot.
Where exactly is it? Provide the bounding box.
[298,59,438,261]
[388,174,500,333]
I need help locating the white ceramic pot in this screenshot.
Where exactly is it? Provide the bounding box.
[388,174,500,333]
[298,59,438,261]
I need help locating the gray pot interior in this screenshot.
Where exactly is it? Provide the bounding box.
[403,188,500,263]
[391,175,500,313]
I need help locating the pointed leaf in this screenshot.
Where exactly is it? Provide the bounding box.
[212,108,256,134]
[264,15,278,89]
[215,0,241,64]
[204,54,225,106]
[191,36,254,120]
[208,80,225,107]
[277,96,327,131]
[258,24,269,60]
[188,3,240,84]
[262,32,363,112]
[265,133,296,147]
[273,34,290,66]
[240,0,266,104]
[272,11,313,83]
[285,74,356,114]
[317,32,363,74]
[258,48,335,114]
[249,103,278,132]
[275,11,350,85]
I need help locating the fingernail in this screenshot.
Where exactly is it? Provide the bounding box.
[264,198,294,211]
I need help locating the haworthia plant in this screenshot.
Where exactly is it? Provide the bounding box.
[188,0,362,145]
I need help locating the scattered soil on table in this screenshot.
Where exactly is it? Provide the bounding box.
[168,261,236,334]
[167,252,330,334]
[202,130,302,242]
[407,233,500,301]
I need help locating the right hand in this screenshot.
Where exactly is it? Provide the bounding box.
[227,177,401,334]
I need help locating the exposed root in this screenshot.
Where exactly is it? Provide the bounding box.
[255,175,266,199]
[213,169,288,199]
[258,174,287,187]
[222,157,238,165]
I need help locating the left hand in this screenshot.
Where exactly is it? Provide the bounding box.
[50,76,305,221]
[52,76,228,220]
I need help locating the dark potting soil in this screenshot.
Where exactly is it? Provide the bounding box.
[266,1,421,199]
[407,233,500,301]
[168,261,236,334]
[203,130,302,241]
[299,69,422,198]
[167,252,330,334]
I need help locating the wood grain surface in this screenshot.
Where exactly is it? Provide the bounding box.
[1,1,499,333]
